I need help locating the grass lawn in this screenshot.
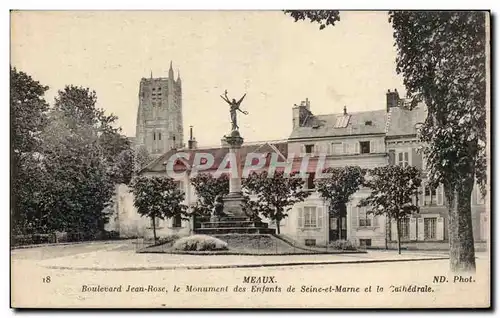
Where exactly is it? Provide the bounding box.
[139,234,364,255]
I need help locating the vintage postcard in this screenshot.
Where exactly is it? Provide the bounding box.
[10,10,491,308]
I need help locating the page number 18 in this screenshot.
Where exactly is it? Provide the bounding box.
[42,276,51,283]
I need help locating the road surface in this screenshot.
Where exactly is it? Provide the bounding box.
[11,241,490,308]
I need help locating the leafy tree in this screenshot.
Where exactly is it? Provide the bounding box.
[10,67,49,233]
[130,176,187,242]
[134,145,153,172]
[359,165,422,254]
[389,11,487,273]
[285,8,487,274]
[315,166,365,240]
[243,171,310,234]
[39,86,118,235]
[190,173,229,216]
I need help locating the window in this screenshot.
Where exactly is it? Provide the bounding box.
[358,207,372,227]
[397,151,409,167]
[304,239,316,246]
[330,217,338,230]
[305,144,314,154]
[172,214,182,228]
[359,239,372,247]
[334,115,350,128]
[424,186,437,206]
[153,132,156,141]
[158,132,162,140]
[303,207,317,228]
[365,121,373,126]
[360,141,370,154]
[399,218,410,239]
[424,217,437,239]
[331,142,342,155]
[307,173,316,190]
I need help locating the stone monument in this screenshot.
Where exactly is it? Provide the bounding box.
[219,90,247,217]
[194,90,273,235]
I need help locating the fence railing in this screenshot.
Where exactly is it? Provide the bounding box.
[11,231,121,248]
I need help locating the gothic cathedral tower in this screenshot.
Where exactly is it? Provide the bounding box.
[135,62,184,156]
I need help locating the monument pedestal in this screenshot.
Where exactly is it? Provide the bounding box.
[222,130,246,218]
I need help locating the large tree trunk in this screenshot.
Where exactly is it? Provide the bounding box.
[396,218,402,255]
[276,219,281,234]
[446,176,476,273]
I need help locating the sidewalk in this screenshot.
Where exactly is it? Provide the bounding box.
[34,249,451,271]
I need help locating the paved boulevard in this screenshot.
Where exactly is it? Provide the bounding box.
[11,241,490,308]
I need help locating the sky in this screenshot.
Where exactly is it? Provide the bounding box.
[11,10,406,147]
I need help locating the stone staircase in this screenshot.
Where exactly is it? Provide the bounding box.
[194,216,276,235]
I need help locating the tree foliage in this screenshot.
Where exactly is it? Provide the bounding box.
[243,171,311,234]
[38,86,119,234]
[130,176,187,242]
[190,173,229,216]
[315,166,366,214]
[10,67,49,234]
[359,165,422,254]
[389,11,487,273]
[389,11,487,192]
[284,10,340,30]
[134,145,153,172]
[11,76,134,237]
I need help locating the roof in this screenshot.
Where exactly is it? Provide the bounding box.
[386,104,427,137]
[289,109,388,140]
[139,141,288,174]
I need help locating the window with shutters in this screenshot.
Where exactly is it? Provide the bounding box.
[358,207,372,227]
[399,218,410,239]
[397,151,409,167]
[424,186,437,206]
[303,207,317,228]
[359,141,370,154]
[172,214,182,228]
[424,217,437,239]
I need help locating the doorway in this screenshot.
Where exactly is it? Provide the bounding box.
[329,205,347,241]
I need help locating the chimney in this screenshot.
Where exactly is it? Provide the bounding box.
[343,105,347,116]
[293,98,312,129]
[386,89,400,112]
[188,126,198,150]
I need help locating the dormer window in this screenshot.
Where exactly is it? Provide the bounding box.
[334,115,350,128]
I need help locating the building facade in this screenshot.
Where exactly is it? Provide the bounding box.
[135,62,184,156]
[112,87,487,249]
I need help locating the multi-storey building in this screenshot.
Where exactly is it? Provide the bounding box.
[111,85,487,249]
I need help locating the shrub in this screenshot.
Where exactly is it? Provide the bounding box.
[155,234,181,246]
[329,240,357,251]
[172,235,228,251]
